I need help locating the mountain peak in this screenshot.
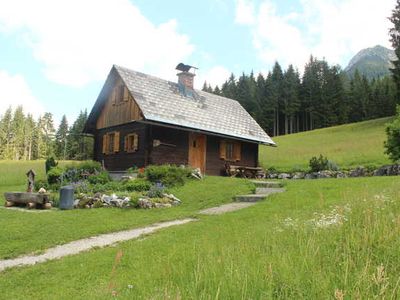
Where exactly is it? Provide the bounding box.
[345,45,396,80]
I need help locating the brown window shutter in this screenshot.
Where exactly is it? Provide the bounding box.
[219,140,226,159]
[133,133,139,151]
[102,134,107,154]
[124,135,128,152]
[123,86,129,102]
[114,132,120,152]
[234,141,241,161]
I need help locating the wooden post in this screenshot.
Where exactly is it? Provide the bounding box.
[26,169,36,192]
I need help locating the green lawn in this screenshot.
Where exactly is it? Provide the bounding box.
[260,117,393,172]
[1,176,399,299]
[0,175,253,260]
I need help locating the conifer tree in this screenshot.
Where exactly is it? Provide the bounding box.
[11,106,25,160]
[282,65,300,134]
[271,62,284,135]
[24,114,36,160]
[389,0,400,103]
[0,107,13,159]
[55,115,69,160]
[69,110,93,160]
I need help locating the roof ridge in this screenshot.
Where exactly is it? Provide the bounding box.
[113,64,241,105]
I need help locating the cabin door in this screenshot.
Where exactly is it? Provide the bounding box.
[188,133,206,174]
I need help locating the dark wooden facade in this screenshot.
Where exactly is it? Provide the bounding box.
[94,123,259,176]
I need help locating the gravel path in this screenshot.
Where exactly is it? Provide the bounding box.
[0,218,195,272]
[199,202,256,215]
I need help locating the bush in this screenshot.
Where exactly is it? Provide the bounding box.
[50,192,60,207]
[76,161,102,173]
[87,171,111,185]
[126,166,138,174]
[34,179,50,191]
[63,161,102,182]
[123,178,151,192]
[47,166,64,184]
[90,181,123,193]
[147,182,166,198]
[45,156,58,173]
[145,165,192,187]
[62,167,81,183]
[309,155,339,172]
[326,160,339,171]
[384,106,400,162]
[72,181,92,194]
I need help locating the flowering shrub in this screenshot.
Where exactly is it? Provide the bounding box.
[145,165,192,187]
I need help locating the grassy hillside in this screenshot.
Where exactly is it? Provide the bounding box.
[260,117,393,172]
[2,176,400,299]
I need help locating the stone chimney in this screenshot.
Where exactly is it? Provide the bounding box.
[176,63,197,90]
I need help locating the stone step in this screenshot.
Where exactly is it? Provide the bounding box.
[250,181,283,188]
[235,188,285,202]
[255,187,285,195]
[234,194,268,202]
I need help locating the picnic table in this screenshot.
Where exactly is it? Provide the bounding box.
[225,164,265,179]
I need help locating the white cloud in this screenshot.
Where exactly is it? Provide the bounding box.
[196,66,232,89]
[235,0,256,25]
[0,70,44,117]
[0,0,194,87]
[235,0,395,70]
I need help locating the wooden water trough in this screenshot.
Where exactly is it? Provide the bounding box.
[4,192,52,209]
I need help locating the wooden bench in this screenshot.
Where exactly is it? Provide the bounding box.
[225,164,265,179]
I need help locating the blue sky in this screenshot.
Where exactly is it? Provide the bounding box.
[0,0,395,126]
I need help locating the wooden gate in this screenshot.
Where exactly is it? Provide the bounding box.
[188,133,206,174]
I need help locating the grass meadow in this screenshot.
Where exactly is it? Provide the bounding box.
[1,176,400,299]
[0,164,253,259]
[260,117,393,172]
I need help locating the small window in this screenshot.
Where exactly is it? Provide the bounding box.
[108,133,115,153]
[102,131,120,154]
[124,133,139,152]
[225,142,234,160]
[220,140,241,162]
[112,85,129,105]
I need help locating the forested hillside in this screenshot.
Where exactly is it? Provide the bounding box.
[203,56,397,136]
[0,107,92,160]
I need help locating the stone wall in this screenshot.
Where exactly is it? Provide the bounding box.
[267,164,400,180]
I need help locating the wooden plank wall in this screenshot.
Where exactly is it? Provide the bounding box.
[94,123,149,171]
[96,77,142,129]
[205,135,258,175]
[149,125,189,166]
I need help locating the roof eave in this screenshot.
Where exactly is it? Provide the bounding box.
[137,119,276,146]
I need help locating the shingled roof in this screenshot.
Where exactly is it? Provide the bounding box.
[85,65,275,145]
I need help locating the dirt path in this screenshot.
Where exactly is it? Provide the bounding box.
[0,218,195,272]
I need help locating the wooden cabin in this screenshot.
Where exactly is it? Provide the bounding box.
[83,64,275,176]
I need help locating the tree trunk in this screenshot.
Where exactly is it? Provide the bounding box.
[28,140,32,160]
[284,114,288,135]
[273,109,276,136]
[276,110,280,136]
